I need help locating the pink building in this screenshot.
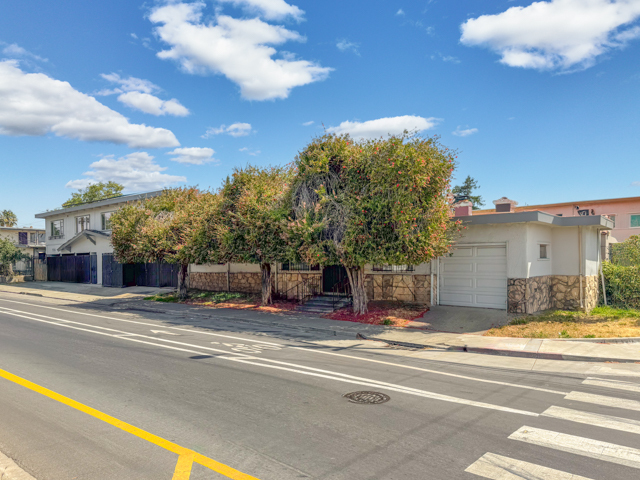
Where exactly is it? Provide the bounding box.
[476,195,640,243]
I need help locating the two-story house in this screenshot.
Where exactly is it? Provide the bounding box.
[0,226,46,273]
[34,191,163,284]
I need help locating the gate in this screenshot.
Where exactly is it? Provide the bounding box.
[47,254,92,283]
[102,253,178,288]
[322,265,351,294]
[34,258,47,281]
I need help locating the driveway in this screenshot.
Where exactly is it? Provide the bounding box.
[414,305,510,334]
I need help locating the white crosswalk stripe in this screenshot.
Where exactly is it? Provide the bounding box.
[542,405,640,435]
[509,426,640,469]
[565,391,640,412]
[582,377,640,393]
[465,452,593,479]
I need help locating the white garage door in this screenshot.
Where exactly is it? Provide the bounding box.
[440,244,507,310]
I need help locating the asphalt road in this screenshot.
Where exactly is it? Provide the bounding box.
[1,292,640,479]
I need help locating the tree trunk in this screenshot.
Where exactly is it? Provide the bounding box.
[346,265,368,315]
[178,263,189,300]
[261,263,273,305]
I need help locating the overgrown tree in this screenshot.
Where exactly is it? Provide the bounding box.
[63,181,124,208]
[110,188,216,299]
[213,165,294,305]
[290,132,460,314]
[0,210,18,227]
[0,237,29,276]
[452,175,484,209]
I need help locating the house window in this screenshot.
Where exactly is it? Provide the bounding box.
[373,265,415,272]
[281,263,320,271]
[51,220,64,238]
[18,232,28,245]
[30,233,36,243]
[540,244,549,259]
[76,215,90,233]
[631,214,640,228]
[102,211,114,230]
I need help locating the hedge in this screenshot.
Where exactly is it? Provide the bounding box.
[602,261,640,308]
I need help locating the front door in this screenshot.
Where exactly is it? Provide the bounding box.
[323,265,350,294]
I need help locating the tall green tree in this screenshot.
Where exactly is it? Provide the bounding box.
[213,164,294,305]
[110,188,216,299]
[0,237,29,276]
[290,133,460,314]
[452,175,484,209]
[63,181,124,208]
[0,210,18,227]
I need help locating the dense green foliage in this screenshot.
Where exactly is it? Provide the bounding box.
[290,132,460,313]
[109,188,218,298]
[452,175,484,209]
[0,237,29,276]
[62,181,124,208]
[610,235,640,266]
[0,209,18,227]
[602,261,640,308]
[198,165,294,304]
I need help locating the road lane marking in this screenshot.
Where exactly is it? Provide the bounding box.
[151,330,180,335]
[0,367,258,480]
[0,298,569,395]
[565,391,640,412]
[173,453,195,480]
[509,426,640,469]
[289,346,567,395]
[0,307,542,417]
[583,377,640,393]
[465,452,593,479]
[222,357,539,416]
[542,405,640,435]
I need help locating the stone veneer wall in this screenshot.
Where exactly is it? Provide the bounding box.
[275,272,322,300]
[0,275,31,284]
[364,274,432,305]
[189,272,227,292]
[229,272,261,293]
[508,275,599,314]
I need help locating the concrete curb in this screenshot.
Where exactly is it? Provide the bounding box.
[357,333,640,364]
[0,451,36,480]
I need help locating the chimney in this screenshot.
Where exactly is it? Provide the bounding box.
[493,197,518,213]
[454,200,473,217]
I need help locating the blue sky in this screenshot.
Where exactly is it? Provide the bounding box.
[1,0,639,228]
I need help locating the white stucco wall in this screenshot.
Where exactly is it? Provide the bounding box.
[526,223,553,277]
[190,263,262,273]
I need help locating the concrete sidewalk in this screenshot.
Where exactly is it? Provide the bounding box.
[2,283,639,364]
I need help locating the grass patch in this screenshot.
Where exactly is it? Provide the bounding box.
[143,293,179,303]
[485,306,640,338]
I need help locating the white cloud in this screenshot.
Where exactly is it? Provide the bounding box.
[632,181,640,186]
[461,0,640,71]
[167,147,216,165]
[0,61,179,148]
[66,152,186,191]
[327,115,441,140]
[336,39,360,55]
[396,9,405,16]
[452,126,478,137]
[302,120,314,126]
[1,43,48,62]
[218,0,304,21]
[239,147,261,156]
[98,73,189,116]
[118,91,190,116]
[203,122,253,137]
[149,2,332,100]
[99,73,160,95]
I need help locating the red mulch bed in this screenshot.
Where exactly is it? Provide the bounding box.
[323,301,429,327]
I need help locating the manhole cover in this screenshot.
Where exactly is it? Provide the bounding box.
[343,391,390,405]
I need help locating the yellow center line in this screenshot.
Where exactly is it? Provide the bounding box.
[0,367,259,480]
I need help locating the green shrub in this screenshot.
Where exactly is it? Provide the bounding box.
[509,318,528,325]
[602,261,640,309]
[610,235,640,266]
[381,318,395,326]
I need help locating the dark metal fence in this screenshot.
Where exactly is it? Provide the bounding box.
[103,254,178,288]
